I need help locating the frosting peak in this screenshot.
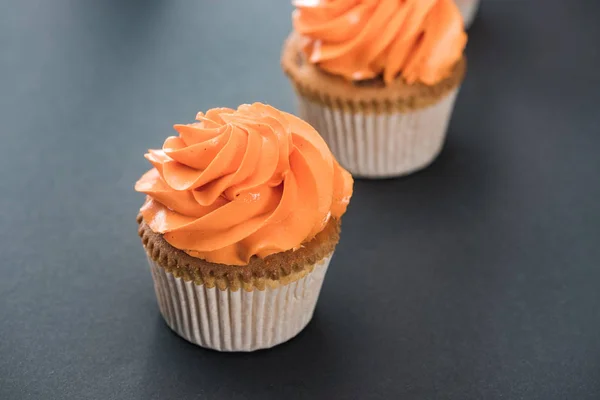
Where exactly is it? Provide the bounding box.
[135,103,353,265]
[293,0,467,85]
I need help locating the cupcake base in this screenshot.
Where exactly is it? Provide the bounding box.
[456,0,480,27]
[138,214,341,351]
[148,254,331,351]
[298,88,459,178]
[282,33,465,179]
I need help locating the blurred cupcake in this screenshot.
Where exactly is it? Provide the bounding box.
[282,0,467,178]
[455,0,480,27]
[135,103,353,351]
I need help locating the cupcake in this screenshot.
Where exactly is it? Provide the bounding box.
[455,0,480,27]
[282,0,467,178]
[135,103,353,351]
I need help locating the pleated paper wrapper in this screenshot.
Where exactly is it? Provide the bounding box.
[456,0,480,27]
[298,88,459,178]
[147,254,332,352]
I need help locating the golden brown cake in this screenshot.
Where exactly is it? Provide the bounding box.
[138,214,340,291]
[282,32,466,114]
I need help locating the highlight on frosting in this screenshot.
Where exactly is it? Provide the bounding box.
[135,103,353,265]
[293,0,467,85]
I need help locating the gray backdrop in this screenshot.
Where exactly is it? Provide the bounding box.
[1,0,600,399]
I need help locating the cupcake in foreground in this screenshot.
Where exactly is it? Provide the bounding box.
[282,0,467,178]
[135,103,353,351]
[455,0,480,27]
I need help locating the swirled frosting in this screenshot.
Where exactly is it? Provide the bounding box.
[135,103,353,266]
[293,0,467,85]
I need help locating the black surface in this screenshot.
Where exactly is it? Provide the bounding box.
[2,1,600,399]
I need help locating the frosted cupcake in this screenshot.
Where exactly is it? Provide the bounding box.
[135,103,353,351]
[282,0,467,178]
[455,0,480,27]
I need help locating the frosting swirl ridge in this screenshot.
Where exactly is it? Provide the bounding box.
[293,0,467,85]
[135,103,353,265]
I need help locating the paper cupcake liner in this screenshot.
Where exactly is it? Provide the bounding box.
[456,0,480,27]
[297,88,459,178]
[147,254,332,352]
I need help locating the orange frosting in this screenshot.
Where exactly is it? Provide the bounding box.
[293,0,467,85]
[135,103,353,266]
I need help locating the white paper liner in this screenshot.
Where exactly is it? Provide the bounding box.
[298,88,459,178]
[147,254,332,352]
[456,0,480,27]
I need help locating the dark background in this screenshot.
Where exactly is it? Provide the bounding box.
[2,0,600,399]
